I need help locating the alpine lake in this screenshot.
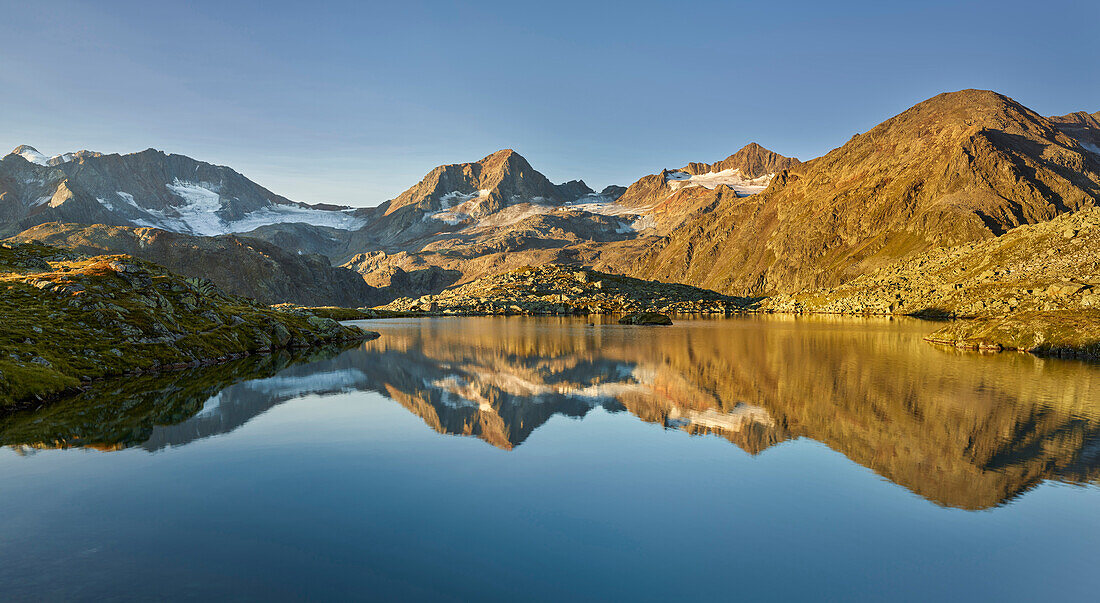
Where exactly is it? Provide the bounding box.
[1,316,1097,601]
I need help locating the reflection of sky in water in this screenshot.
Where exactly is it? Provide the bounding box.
[0,316,1098,600]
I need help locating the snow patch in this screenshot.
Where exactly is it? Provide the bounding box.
[12,146,77,166]
[241,369,368,398]
[665,168,772,195]
[226,204,367,233]
[425,189,492,225]
[14,147,49,166]
[1080,141,1100,156]
[98,180,368,236]
[630,214,657,231]
[666,403,775,432]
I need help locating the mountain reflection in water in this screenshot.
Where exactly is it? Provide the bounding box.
[3,315,1099,510]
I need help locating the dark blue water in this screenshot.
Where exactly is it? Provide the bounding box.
[1,316,1097,601]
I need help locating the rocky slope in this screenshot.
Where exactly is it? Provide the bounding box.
[381,264,748,315]
[0,242,370,407]
[763,206,1100,317]
[8,222,379,307]
[0,146,365,237]
[629,90,1100,296]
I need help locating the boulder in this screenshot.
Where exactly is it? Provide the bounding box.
[618,312,673,325]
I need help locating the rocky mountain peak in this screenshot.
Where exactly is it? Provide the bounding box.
[1048,109,1100,155]
[9,145,51,166]
[382,149,589,221]
[682,142,801,179]
[7,145,103,167]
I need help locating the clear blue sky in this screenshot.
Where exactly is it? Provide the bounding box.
[2,0,1097,207]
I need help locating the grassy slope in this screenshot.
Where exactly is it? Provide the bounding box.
[0,242,369,407]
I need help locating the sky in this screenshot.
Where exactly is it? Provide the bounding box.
[2,0,1098,207]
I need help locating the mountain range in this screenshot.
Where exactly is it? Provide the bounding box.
[3,89,1098,307]
[0,147,365,238]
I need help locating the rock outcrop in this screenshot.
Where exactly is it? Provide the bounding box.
[618,312,673,325]
[381,264,747,315]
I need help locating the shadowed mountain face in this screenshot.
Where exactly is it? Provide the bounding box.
[7,222,380,307]
[629,90,1100,295]
[5,316,1099,510]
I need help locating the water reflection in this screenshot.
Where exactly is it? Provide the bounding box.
[0,346,358,453]
[3,316,1100,510]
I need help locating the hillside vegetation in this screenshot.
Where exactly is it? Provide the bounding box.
[0,242,371,407]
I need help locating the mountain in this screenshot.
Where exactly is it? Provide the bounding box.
[348,149,613,247]
[612,142,799,234]
[1049,110,1100,155]
[8,222,380,307]
[628,90,1100,295]
[322,149,642,296]
[0,146,366,238]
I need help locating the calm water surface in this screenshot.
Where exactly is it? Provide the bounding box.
[1,316,1098,601]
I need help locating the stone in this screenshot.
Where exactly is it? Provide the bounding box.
[618,312,673,326]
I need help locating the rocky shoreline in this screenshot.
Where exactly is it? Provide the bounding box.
[923,310,1100,359]
[380,264,750,316]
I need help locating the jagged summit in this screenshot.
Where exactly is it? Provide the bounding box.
[9,144,61,166]
[6,145,104,167]
[681,142,801,179]
[607,143,797,235]
[383,148,580,218]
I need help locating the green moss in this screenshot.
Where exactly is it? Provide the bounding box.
[0,243,370,408]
